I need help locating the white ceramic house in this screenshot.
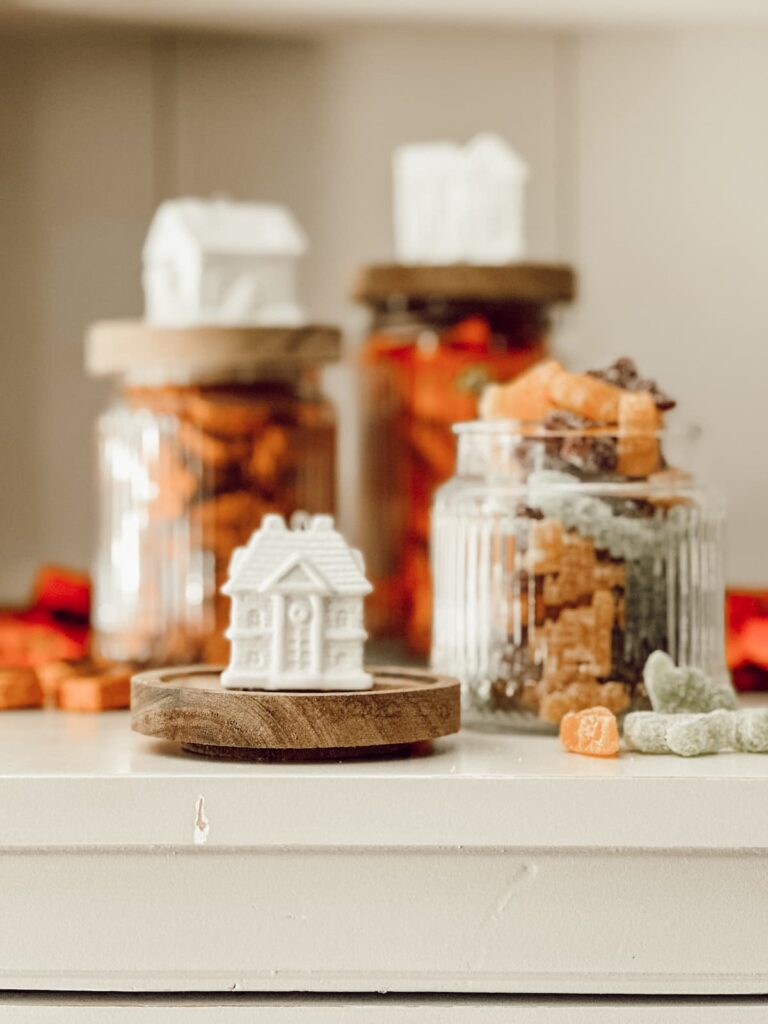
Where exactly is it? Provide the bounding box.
[221,514,373,692]
[142,197,307,326]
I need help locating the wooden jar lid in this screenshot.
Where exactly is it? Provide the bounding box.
[86,321,341,377]
[352,263,576,306]
[131,665,461,761]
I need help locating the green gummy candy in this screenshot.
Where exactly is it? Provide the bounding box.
[665,709,735,757]
[643,651,737,714]
[735,709,768,753]
[623,711,676,753]
[624,709,737,756]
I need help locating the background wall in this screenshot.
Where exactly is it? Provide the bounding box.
[0,21,766,601]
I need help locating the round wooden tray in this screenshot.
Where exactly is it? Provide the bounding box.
[131,665,460,761]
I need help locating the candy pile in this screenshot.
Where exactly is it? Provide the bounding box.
[623,651,765,756]
[0,564,136,712]
[0,565,90,669]
[481,357,698,726]
[363,313,545,653]
[0,660,134,712]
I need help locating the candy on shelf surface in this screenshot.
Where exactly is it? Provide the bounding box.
[623,708,768,756]
[643,650,736,715]
[0,668,44,710]
[0,564,90,671]
[56,667,132,712]
[559,705,619,757]
[221,514,373,692]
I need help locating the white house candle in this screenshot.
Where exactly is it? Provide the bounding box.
[221,514,373,691]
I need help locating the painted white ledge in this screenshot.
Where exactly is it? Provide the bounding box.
[1,702,768,994]
[1,703,768,850]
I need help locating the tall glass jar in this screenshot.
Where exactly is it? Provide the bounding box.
[355,263,575,654]
[431,420,726,731]
[86,322,339,666]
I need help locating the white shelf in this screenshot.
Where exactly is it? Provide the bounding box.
[2,705,768,849]
[2,704,768,995]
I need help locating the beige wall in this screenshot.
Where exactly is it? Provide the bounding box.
[0,22,766,602]
[570,30,768,586]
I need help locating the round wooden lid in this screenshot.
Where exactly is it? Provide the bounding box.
[352,262,576,306]
[86,321,341,377]
[131,665,460,761]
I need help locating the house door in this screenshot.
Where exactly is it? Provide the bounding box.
[285,597,313,673]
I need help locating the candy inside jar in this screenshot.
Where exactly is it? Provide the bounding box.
[430,358,727,731]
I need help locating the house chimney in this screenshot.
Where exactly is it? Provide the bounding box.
[310,515,334,532]
[262,514,286,531]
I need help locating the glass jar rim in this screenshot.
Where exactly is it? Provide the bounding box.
[452,418,701,443]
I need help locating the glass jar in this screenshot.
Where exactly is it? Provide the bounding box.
[355,263,575,654]
[431,420,726,731]
[86,322,339,666]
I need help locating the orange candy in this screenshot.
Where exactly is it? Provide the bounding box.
[548,369,624,423]
[57,670,131,712]
[0,668,44,709]
[479,360,561,422]
[617,391,661,477]
[559,705,620,758]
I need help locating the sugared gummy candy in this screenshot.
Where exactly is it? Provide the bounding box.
[559,705,619,758]
[643,651,736,715]
[665,709,735,757]
[734,709,768,753]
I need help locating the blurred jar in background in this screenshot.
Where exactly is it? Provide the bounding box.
[86,322,339,666]
[354,264,575,654]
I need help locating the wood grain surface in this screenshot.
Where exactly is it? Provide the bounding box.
[131,665,460,759]
[352,262,576,305]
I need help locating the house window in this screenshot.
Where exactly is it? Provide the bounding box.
[333,647,351,668]
[247,607,262,628]
[246,600,268,629]
[246,647,266,669]
[333,601,351,629]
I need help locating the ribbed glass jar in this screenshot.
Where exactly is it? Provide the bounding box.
[431,421,726,731]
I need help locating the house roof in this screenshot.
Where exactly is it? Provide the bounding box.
[143,198,308,259]
[223,515,373,597]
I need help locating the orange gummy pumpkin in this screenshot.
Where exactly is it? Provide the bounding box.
[559,705,620,758]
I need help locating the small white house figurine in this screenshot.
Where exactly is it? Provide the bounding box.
[221,514,373,692]
[142,197,307,327]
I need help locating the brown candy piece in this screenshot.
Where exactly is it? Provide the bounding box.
[57,669,132,712]
[248,424,290,487]
[539,679,630,725]
[188,394,270,437]
[528,519,563,576]
[0,668,44,709]
[36,659,89,703]
[178,420,249,470]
